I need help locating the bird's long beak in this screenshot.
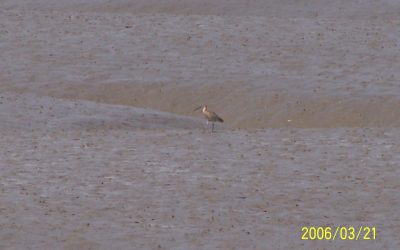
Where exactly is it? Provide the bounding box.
[193,106,202,112]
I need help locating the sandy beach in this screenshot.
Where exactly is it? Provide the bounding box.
[1,1,400,249]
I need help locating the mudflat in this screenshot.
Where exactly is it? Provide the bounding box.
[1,1,400,249]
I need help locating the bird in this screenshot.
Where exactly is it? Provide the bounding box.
[193,105,224,132]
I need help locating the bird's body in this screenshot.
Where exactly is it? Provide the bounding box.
[193,105,223,132]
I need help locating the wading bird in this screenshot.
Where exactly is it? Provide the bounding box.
[193,105,224,132]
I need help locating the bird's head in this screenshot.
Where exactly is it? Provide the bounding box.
[193,105,207,112]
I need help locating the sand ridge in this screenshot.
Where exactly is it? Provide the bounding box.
[1,7,400,128]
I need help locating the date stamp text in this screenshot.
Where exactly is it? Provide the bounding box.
[301,226,377,241]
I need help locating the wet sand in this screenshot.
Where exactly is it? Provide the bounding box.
[1,1,400,249]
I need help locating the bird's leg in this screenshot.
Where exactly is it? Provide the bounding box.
[211,122,215,133]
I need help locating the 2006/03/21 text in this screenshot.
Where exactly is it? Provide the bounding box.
[301,226,376,241]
